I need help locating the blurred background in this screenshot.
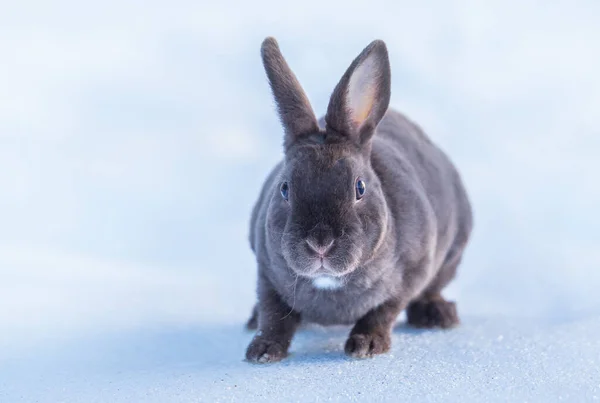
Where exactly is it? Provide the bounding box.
[1,0,599,355]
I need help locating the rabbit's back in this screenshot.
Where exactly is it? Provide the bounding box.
[371,109,473,277]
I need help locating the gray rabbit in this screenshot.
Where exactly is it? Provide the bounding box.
[245,37,473,363]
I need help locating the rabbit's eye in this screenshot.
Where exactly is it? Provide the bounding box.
[280,182,289,201]
[355,178,366,200]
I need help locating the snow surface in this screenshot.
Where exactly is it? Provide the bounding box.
[2,317,600,402]
[1,0,600,402]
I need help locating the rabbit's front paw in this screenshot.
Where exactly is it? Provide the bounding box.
[245,336,288,363]
[344,330,391,358]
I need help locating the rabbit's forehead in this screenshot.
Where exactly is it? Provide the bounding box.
[290,145,358,170]
[289,153,356,183]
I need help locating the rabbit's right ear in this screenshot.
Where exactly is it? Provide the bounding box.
[261,37,319,149]
[325,40,391,146]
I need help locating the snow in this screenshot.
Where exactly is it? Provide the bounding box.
[1,0,600,401]
[2,317,600,402]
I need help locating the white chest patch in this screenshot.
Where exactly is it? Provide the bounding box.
[312,276,343,290]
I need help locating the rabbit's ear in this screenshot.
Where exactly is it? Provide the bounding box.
[261,37,319,148]
[325,40,391,145]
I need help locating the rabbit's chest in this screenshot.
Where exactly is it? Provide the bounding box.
[277,271,400,326]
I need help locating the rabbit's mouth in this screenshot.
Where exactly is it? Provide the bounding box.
[307,264,338,278]
[286,256,359,283]
[298,256,357,280]
[281,232,363,280]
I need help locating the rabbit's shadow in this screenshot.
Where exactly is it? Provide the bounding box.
[276,320,437,365]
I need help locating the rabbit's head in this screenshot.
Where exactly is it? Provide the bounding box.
[262,37,391,282]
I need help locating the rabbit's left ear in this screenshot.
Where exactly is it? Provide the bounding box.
[261,37,320,150]
[325,40,391,145]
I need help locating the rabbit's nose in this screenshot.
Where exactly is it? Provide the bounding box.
[306,238,334,257]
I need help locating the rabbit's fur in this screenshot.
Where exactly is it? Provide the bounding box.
[245,38,473,363]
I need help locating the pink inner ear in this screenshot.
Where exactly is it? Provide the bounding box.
[347,56,378,128]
